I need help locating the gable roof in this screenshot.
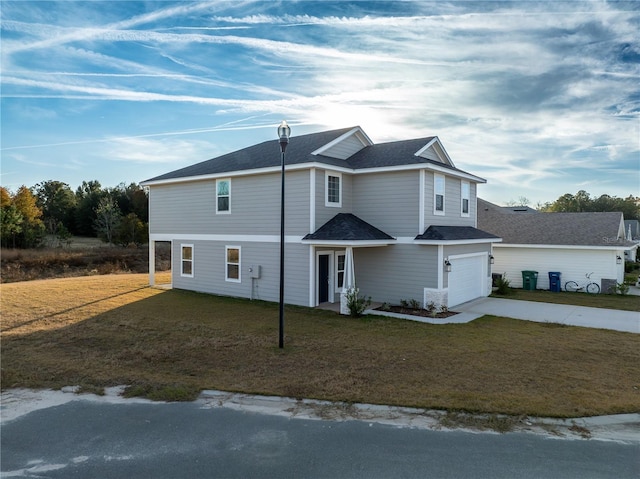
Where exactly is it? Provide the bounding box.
[302,213,395,243]
[142,126,485,185]
[478,198,633,247]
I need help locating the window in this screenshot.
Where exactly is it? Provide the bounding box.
[336,253,345,290]
[216,179,230,213]
[225,246,240,282]
[181,244,194,277]
[461,181,470,216]
[325,171,342,207]
[434,174,445,215]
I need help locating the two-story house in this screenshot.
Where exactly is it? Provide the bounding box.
[142,126,500,311]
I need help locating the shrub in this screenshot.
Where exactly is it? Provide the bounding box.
[608,282,629,296]
[494,276,512,295]
[345,287,372,317]
[409,299,421,309]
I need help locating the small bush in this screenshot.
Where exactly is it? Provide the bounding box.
[409,299,421,309]
[494,276,512,295]
[608,282,629,296]
[345,287,372,317]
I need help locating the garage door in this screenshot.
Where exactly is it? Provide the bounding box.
[448,255,485,307]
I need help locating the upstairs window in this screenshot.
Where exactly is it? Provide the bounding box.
[461,181,470,216]
[434,174,445,215]
[216,179,230,213]
[326,171,342,207]
[181,244,194,277]
[225,246,241,282]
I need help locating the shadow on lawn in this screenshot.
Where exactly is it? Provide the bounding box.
[3,286,640,418]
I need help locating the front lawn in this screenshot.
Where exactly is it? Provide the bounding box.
[493,288,640,311]
[2,274,639,418]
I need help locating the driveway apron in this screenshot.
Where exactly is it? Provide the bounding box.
[455,298,639,333]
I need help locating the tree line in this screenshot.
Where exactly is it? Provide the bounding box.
[1,180,148,248]
[506,190,639,220]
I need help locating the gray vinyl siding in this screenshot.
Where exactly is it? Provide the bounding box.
[149,171,310,236]
[172,240,310,306]
[314,169,353,230]
[355,244,438,304]
[321,134,366,159]
[423,171,477,229]
[352,171,418,237]
[416,145,442,163]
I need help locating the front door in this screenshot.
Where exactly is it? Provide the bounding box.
[318,254,330,303]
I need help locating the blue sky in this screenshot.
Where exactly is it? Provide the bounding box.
[1,0,638,205]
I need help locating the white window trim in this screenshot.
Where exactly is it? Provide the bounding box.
[325,171,342,208]
[225,245,241,283]
[180,243,194,278]
[216,178,231,214]
[461,180,470,217]
[434,173,445,216]
[335,250,346,293]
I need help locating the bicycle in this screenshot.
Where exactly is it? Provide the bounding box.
[564,273,600,294]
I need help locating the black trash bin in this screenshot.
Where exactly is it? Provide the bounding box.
[521,270,538,290]
[548,272,562,292]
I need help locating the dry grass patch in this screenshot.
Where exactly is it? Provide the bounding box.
[2,274,639,418]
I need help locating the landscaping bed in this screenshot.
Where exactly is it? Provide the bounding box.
[374,304,458,319]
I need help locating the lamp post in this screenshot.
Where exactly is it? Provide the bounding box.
[277,120,290,349]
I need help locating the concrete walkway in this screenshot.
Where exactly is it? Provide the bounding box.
[455,297,639,334]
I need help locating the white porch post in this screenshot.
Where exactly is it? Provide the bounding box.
[149,239,155,286]
[340,246,355,315]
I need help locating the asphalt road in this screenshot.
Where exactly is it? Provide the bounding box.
[2,398,638,479]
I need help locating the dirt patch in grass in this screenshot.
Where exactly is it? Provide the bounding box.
[2,274,639,418]
[494,288,640,312]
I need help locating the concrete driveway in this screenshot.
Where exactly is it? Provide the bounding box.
[455,297,639,334]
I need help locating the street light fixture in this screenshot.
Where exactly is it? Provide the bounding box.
[278,120,290,349]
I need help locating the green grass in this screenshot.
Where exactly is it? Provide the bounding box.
[492,288,640,311]
[2,274,639,418]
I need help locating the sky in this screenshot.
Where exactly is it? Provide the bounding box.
[1,0,639,206]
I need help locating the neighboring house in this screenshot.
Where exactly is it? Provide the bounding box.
[624,219,639,241]
[624,219,639,261]
[478,199,636,291]
[141,126,500,311]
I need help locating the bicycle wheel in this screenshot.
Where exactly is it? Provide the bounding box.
[564,281,579,292]
[586,282,600,294]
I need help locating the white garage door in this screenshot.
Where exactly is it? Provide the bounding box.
[448,255,485,307]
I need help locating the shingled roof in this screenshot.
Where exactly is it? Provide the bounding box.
[302,213,395,242]
[143,126,483,184]
[415,225,500,241]
[478,198,633,247]
[145,127,354,183]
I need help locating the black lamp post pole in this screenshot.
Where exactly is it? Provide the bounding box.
[278,121,290,349]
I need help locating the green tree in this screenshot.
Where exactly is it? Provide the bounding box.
[544,190,640,220]
[75,180,104,236]
[94,196,122,244]
[114,212,148,247]
[0,204,24,248]
[34,180,76,236]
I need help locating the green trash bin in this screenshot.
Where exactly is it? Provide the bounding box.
[522,270,538,290]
